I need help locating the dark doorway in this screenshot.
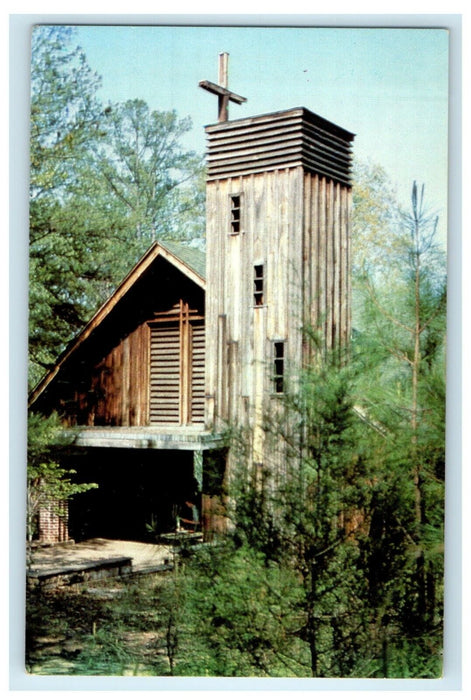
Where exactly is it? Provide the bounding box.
[67,448,199,543]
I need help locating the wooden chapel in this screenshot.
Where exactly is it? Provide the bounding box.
[29,53,354,542]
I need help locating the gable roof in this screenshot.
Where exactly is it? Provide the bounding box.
[162,240,206,280]
[29,240,206,408]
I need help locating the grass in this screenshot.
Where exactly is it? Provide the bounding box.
[26,573,173,676]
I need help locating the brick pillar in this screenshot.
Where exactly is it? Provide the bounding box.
[38,499,69,543]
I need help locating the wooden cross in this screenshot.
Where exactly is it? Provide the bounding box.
[199,52,247,122]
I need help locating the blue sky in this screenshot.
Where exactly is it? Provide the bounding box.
[70,24,449,243]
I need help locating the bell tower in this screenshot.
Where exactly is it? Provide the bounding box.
[200,54,355,466]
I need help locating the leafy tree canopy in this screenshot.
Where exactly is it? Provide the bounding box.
[28,26,205,389]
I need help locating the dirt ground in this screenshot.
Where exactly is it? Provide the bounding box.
[27,538,176,576]
[25,564,173,675]
[25,536,202,675]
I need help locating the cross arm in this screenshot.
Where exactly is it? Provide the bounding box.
[199,80,247,105]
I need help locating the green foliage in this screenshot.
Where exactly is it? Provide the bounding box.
[351,181,445,671]
[262,358,376,676]
[29,26,106,387]
[163,227,444,677]
[351,159,404,279]
[194,219,444,678]
[30,26,103,200]
[182,353,376,677]
[27,412,97,542]
[28,26,205,389]
[173,541,309,677]
[93,99,205,246]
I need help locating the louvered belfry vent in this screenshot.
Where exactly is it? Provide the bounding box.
[204,107,354,185]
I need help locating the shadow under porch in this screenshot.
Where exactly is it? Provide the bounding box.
[60,425,226,543]
[66,447,201,543]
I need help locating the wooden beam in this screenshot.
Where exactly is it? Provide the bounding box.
[198,80,247,105]
[218,51,228,88]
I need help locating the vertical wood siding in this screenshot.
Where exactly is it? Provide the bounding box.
[191,321,205,424]
[303,171,352,355]
[81,322,150,427]
[205,165,351,467]
[206,167,305,434]
[55,301,206,428]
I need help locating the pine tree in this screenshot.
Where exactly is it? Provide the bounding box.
[194,345,377,677]
[353,182,446,674]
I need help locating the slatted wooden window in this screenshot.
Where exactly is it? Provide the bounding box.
[230,194,241,234]
[254,264,264,306]
[150,323,181,424]
[273,341,285,394]
[149,301,205,426]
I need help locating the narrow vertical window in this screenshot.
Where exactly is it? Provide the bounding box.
[273,341,285,394]
[230,194,241,234]
[254,264,264,306]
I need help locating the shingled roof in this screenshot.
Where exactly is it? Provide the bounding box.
[161,240,206,280]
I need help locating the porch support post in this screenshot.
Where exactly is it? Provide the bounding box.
[193,450,203,491]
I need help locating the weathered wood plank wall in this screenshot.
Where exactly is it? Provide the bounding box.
[71,321,150,427]
[205,170,351,427]
[32,254,206,430]
[204,107,354,474]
